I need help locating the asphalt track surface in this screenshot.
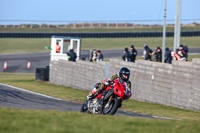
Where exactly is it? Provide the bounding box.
[0,47,200,73]
[0,83,152,118]
[0,83,178,119]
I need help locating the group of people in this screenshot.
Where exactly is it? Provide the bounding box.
[56,41,189,64]
[143,44,163,62]
[121,43,189,64]
[122,45,137,62]
[90,49,104,62]
[56,42,77,62]
[142,44,189,64]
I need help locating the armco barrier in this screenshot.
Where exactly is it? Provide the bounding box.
[0,31,200,38]
[50,59,200,112]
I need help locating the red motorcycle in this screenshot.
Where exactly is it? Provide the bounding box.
[80,78,132,115]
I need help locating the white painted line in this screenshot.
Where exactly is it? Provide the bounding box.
[152,116,174,120]
[120,109,182,120]
[152,115,182,120]
[0,82,62,101]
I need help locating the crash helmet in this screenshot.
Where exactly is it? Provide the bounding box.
[119,67,130,82]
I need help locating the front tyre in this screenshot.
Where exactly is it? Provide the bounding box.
[80,100,88,113]
[103,98,120,115]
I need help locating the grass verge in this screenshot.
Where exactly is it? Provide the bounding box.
[0,107,200,133]
[0,37,200,54]
[188,54,200,61]
[0,73,200,133]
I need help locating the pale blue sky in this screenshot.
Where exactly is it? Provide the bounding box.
[0,0,199,21]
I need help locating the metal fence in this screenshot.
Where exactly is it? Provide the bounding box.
[0,19,199,29]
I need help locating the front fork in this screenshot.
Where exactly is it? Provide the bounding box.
[104,95,113,109]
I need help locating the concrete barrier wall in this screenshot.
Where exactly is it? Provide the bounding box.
[50,59,200,111]
[50,60,108,91]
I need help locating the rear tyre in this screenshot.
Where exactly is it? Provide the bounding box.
[103,98,120,115]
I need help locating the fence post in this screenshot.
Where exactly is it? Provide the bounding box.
[40,21,42,28]
[99,22,102,28]
[90,22,93,28]
[191,19,193,26]
[65,21,67,28]
[82,22,84,28]
[73,21,75,28]
[4,20,7,28]
[56,21,58,28]
[150,21,152,27]
[48,21,50,28]
[30,21,32,28]
[13,20,15,28]
[142,20,144,28]
[22,20,24,28]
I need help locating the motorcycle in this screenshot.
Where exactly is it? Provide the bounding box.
[80,78,132,115]
[171,51,186,61]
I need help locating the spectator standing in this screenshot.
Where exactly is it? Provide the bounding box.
[122,47,131,62]
[130,45,137,62]
[56,43,60,53]
[151,47,162,62]
[90,49,96,62]
[67,49,77,62]
[151,51,156,62]
[183,44,189,61]
[96,50,104,61]
[177,45,186,60]
[92,51,97,62]
[165,47,172,64]
[173,48,186,61]
[144,44,152,61]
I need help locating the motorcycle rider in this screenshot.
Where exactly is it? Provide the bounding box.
[86,67,131,101]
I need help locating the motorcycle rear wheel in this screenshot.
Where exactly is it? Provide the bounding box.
[103,98,120,115]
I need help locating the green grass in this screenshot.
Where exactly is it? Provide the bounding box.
[188,54,200,62]
[82,37,200,50]
[0,37,200,54]
[1,107,200,133]
[0,73,200,133]
[0,38,51,54]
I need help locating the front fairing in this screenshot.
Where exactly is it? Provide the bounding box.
[113,79,132,99]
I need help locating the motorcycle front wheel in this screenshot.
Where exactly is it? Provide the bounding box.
[102,98,120,115]
[80,100,89,113]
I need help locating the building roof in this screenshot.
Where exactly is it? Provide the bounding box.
[51,36,81,40]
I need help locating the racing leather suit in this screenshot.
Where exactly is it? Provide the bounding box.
[86,74,131,100]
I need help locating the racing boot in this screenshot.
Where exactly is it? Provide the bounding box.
[86,83,103,100]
